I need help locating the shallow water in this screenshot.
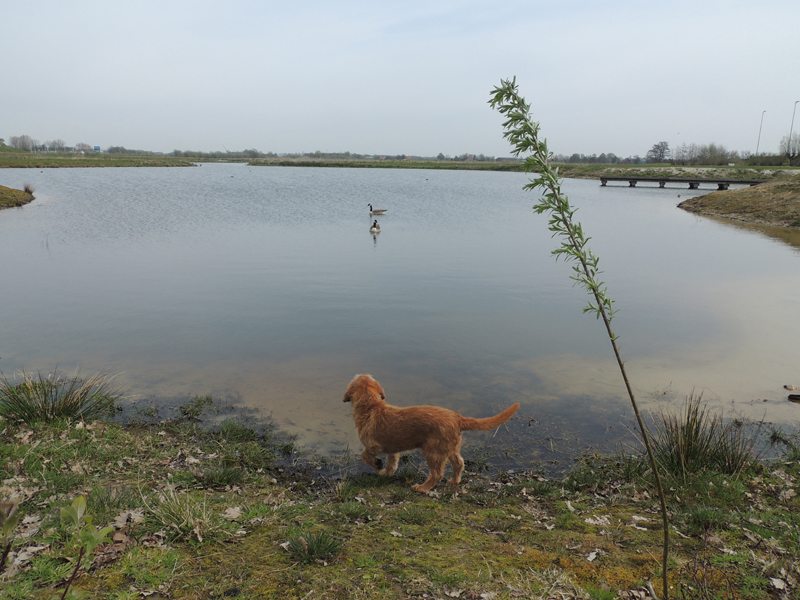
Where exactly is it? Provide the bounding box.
[1,164,798,467]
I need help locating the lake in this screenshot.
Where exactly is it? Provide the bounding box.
[1,163,799,470]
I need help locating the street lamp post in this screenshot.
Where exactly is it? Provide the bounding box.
[756,110,766,157]
[788,101,799,160]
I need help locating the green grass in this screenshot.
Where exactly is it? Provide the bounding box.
[0,392,798,599]
[0,152,195,168]
[197,466,246,488]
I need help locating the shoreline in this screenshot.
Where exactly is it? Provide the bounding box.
[1,396,798,599]
[677,174,800,229]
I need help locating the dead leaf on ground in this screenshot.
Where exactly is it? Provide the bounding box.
[584,515,611,526]
[93,532,137,568]
[111,508,145,529]
[222,506,243,520]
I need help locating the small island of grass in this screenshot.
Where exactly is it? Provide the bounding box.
[0,183,35,209]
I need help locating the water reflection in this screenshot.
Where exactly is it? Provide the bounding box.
[699,215,800,252]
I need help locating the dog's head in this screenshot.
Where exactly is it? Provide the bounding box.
[343,374,385,407]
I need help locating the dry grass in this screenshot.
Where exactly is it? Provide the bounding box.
[0,369,122,425]
[678,173,800,228]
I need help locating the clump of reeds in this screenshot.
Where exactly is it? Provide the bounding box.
[142,487,223,543]
[286,530,343,564]
[23,183,34,194]
[0,369,122,426]
[649,393,760,481]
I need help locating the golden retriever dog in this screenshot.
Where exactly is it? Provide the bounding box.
[343,374,520,493]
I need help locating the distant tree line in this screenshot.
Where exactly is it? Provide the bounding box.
[172,149,277,159]
[551,152,647,164]
[4,134,138,154]
[7,133,798,166]
[647,139,799,167]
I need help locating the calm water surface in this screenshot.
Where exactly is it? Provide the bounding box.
[1,164,799,468]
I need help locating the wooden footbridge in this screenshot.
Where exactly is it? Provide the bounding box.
[599,176,765,190]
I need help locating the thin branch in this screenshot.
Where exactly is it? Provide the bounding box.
[489,77,670,599]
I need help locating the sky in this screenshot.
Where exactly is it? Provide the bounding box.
[2,1,799,158]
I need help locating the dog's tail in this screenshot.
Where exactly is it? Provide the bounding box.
[459,403,520,431]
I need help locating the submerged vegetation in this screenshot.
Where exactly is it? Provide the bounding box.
[0,371,798,599]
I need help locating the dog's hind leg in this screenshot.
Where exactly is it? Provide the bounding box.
[448,453,465,488]
[412,453,446,493]
[379,453,400,476]
[361,448,383,471]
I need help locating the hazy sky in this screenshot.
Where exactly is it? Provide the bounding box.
[3,1,798,158]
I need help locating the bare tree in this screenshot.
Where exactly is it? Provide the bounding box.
[9,135,35,151]
[779,133,800,158]
[645,141,671,163]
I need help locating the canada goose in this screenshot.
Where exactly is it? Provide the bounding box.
[368,203,387,215]
[370,220,381,233]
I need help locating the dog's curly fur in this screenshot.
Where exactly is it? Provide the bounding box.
[343,374,520,493]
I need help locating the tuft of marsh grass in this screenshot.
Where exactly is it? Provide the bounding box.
[649,393,760,481]
[388,487,415,503]
[178,395,214,421]
[769,427,800,461]
[483,514,520,533]
[23,182,34,194]
[526,479,555,496]
[336,501,375,523]
[197,466,246,488]
[86,486,141,529]
[220,440,274,469]
[0,370,122,426]
[142,487,225,543]
[217,419,258,442]
[683,505,727,535]
[286,530,343,564]
[398,505,433,525]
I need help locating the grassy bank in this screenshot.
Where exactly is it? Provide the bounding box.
[0,153,196,169]
[246,159,791,181]
[2,374,799,600]
[0,183,34,209]
[2,151,792,181]
[246,158,526,172]
[678,174,800,229]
